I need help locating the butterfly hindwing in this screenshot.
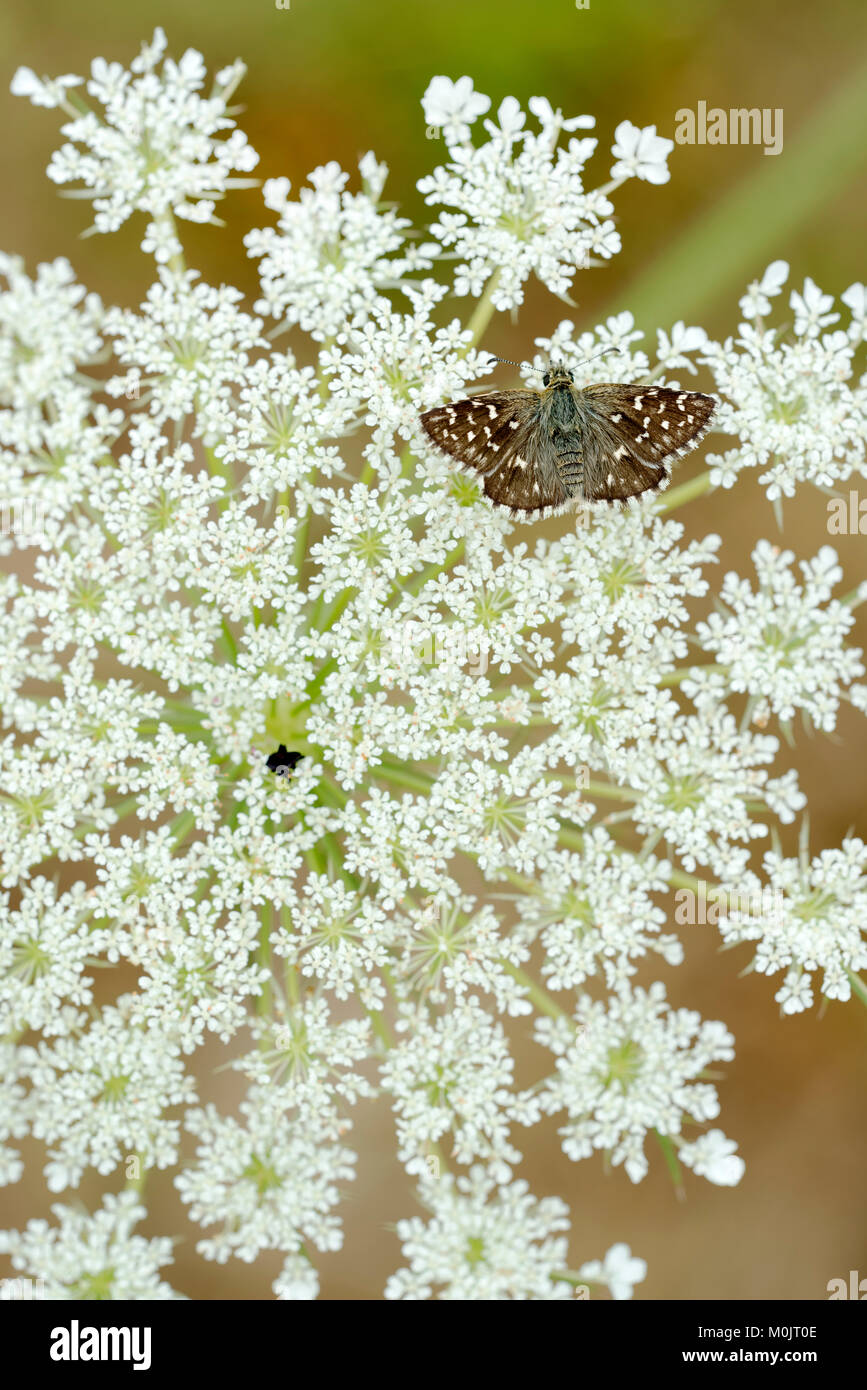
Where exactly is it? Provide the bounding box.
[420,391,571,516]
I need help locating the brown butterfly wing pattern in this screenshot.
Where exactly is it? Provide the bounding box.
[420,376,717,517]
[577,383,717,503]
[420,391,572,517]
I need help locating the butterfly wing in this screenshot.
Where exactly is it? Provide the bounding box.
[577,384,716,502]
[420,390,571,516]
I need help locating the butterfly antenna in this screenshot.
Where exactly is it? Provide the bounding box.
[485,353,538,373]
[572,347,611,370]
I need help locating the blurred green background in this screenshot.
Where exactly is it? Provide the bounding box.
[1,0,866,1301]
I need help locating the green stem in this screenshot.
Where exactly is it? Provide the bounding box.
[499,962,570,1022]
[257,903,273,1016]
[655,470,715,512]
[585,780,641,803]
[658,663,723,686]
[375,758,434,794]
[465,271,502,348]
[847,971,867,1011]
[654,1130,686,1198]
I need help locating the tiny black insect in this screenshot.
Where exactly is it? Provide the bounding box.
[266,745,303,777]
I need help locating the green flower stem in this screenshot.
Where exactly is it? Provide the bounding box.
[156,209,186,278]
[666,867,707,893]
[465,270,502,349]
[557,826,585,852]
[123,1163,148,1197]
[550,1270,593,1289]
[489,714,554,728]
[218,619,238,663]
[257,903,274,1017]
[205,445,234,494]
[366,1003,394,1050]
[585,780,641,803]
[169,810,197,843]
[658,663,723,687]
[839,587,866,610]
[847,971,867,1011]
[424,1139,451,1179]
[654,1129,686,1199]
[375,758,434,794]
[317,775,348,808]
[499,962,571,1023]
[654,469,715,512]
[316,588,357,634]
[388,540,466,607]
[75,499,122,549]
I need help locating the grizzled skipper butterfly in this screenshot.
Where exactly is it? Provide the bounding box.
[420,358,715,519]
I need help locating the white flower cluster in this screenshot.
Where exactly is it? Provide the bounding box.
[418,81,672,311]
[704,261,867,498]
[12,27,257,262]
[1,44,864,1300]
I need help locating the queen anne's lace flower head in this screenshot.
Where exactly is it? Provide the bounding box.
[1,34,865,1301]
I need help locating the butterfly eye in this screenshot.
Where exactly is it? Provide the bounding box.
[542,372,551,387]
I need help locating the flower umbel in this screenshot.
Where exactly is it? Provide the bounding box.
[1,33,866,1301]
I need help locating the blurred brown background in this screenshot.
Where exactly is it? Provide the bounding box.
[1,0,865,1299]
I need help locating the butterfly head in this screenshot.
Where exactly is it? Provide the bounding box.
[542,365,575,388]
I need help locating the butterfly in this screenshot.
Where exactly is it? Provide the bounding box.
[419,365,716,518]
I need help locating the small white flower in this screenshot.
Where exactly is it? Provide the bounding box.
[421,75,490,144]
[790,276,838,336]
[528,96,595,135]
[739,259,789,318]
[656,321,708,371]
[10,66,82,107]
[610,121,675,184]
[695,542,863,731]
[678,1129,745,1186]
[13,29,258,252]
[841,281,867,341]
[578,1242,647,1300]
